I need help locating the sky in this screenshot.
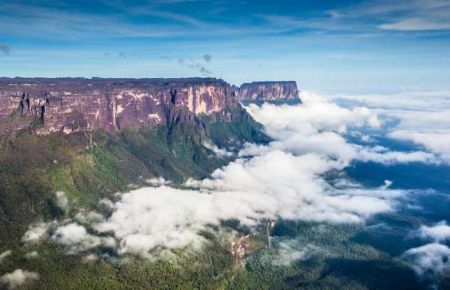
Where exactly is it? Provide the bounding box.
[1,0,450,90]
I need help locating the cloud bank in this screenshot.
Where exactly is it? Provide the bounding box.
[416,221,450,242]
[325,90,450,163]
[401,243,450,285]
[272,241,323,266]
[403,220,450,286]
[0,269,39,289]
[24,92,428,258]
[242,91,436,165]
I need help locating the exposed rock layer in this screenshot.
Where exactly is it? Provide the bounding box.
[0,78,300,135]
[238,81,299,102]
[0,78,239,135]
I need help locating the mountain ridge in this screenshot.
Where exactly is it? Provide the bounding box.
[0,78,300,136]
[238,80,300,104]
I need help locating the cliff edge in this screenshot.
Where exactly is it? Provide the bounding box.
[238,81,300,104]
[0,78,240,135]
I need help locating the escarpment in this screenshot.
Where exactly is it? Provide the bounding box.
[0,78,241,135]
[0,78,302,137]
[238,81,300,104]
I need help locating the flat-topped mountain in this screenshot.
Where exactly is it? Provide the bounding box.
[0,78,240,135]
[238,81,300,104]
[0,78,300,135]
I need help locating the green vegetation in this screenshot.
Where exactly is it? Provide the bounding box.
[0,111,428,290]
[0,116,263,247]
[228,221,423,290]
[0,112,267,264]
[200,106,270,148]
[0,238,236,290]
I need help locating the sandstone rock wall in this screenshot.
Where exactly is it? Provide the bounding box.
[0,78,239,135]
[238,81,299,102]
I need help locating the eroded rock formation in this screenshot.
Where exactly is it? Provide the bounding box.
[0,78,240,135]
[238,81,300,103]
[0,78,301,136]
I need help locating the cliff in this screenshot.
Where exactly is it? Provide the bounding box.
[238,81,300,104]
[0,78,240,135]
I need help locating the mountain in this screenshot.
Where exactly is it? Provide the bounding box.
[0,78,307,290]
[0,77,272,246]
[0,78,429,290]
[238,81,300,105]
[0,78,302,136]
[0,78,239,135]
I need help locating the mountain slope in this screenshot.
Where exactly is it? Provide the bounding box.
[0,78,275,290]
[0,78,269,248]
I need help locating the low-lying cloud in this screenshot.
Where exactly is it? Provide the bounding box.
[243,91,436,165]
[0,269,39,289]
[272,241,323,266]
[325,90,450,163]
[416,221,450,242]
[389,130,450,163]
[23,92,419,258]
[401,243,450,285]
[21,222,52,243]
[96,150,406,257]
[402,219,450,286]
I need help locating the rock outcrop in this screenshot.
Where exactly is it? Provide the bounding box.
[238,81,300,103]
[0,78,240,135]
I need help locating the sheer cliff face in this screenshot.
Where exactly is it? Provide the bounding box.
[238,81,299,102]
[0,78,239,135]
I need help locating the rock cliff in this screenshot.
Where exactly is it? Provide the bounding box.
[238,81,300,103]
[0,78,240,135]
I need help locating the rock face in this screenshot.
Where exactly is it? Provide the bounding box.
[0,78,240,135]
[238,81,300,103]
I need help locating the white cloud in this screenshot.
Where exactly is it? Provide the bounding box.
[93,149,406,257]
[356,146,437,164]
[0,269,39,289]
[381,180,393,189]
[21,220,115,255]
[75,211,104,224]
[24,251,39,259]
[246,91,381,138]
[27,91,419,258]
[243,91,436,165]
[389,131,450,162]
[52,223,114,254]
[56,191,69,211]
[335,0,450,32]
[21,222,52,243]
[99,198,115,210]
[203,141,233,158]
[145,177,172,187]
[324,90,450,163]
[416,221,450,242]
[82,254,98,263]
[272,242,323,266]
[53,223,94,245]
[402,243,450,282]
[379,18,450,31]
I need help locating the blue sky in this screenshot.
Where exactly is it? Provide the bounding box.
[1,0,450,90]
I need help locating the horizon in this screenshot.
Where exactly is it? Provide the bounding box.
[0,76,299,87]
[1,0,450,91]
[1,1,450,289]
